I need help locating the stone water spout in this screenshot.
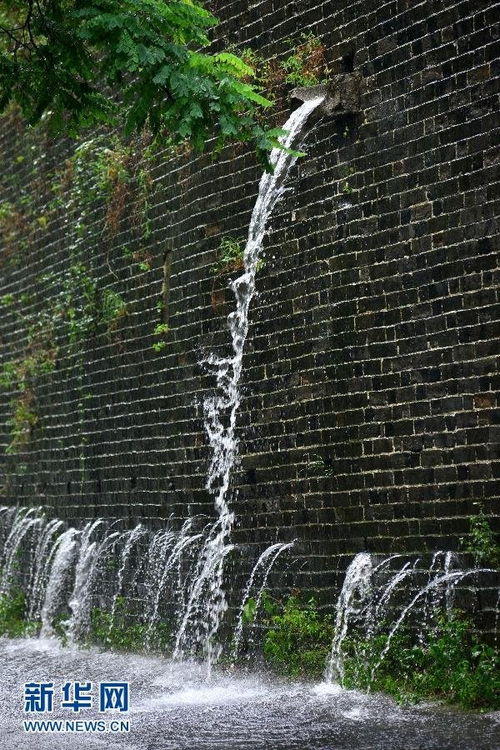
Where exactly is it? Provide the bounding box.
[290,73,362,116]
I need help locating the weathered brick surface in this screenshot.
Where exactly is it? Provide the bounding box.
[0,1,498,623]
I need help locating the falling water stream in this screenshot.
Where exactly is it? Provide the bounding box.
[231,541,295,661]
[173,97,325,669]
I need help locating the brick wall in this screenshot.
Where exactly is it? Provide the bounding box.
[0,0,498,625]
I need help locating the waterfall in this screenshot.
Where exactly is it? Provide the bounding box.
[144,520,202,651]
[108,525,146,636]
[27,519,65,621]
[40,528,80,637]
[173,97,324,669]
[370,567,497,682]
[368,559,418,639]
[0,507,43,596]
[324,551,498,686]
[64,521,119,644]
[231,541,294,661]
[325,553,373,683]
[144,529,177,624]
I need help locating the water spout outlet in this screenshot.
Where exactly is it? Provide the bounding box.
[290,73,362,116]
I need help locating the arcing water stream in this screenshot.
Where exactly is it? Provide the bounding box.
[173,96,325,668]
[323,551,498,686]
[0,505,295,660]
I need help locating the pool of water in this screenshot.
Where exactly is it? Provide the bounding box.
[0,638,498,749]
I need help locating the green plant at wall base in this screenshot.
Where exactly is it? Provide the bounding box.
[341,614,500,711]
[460,509,500,568]
[263,595,334,678]
[90,605,170,653]
[242,597,258,624]
[211,236,245,275]
[0,590,38,637]
[261,594,498,710]
[50,614,69,646]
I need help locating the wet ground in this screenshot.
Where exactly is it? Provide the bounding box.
[0,638,498,750]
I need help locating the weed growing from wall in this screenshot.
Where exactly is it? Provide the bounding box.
[281,33,329,87]
[210,235,265,280]
[0,201,27,264]
[460,506,500,568]
[101,289,128,339]
[240,33,329,109]
[303,453,335,477]
[0,125,145,462]
[152,323,170,352]
[211,236,245,275]
[0,297,57,453]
